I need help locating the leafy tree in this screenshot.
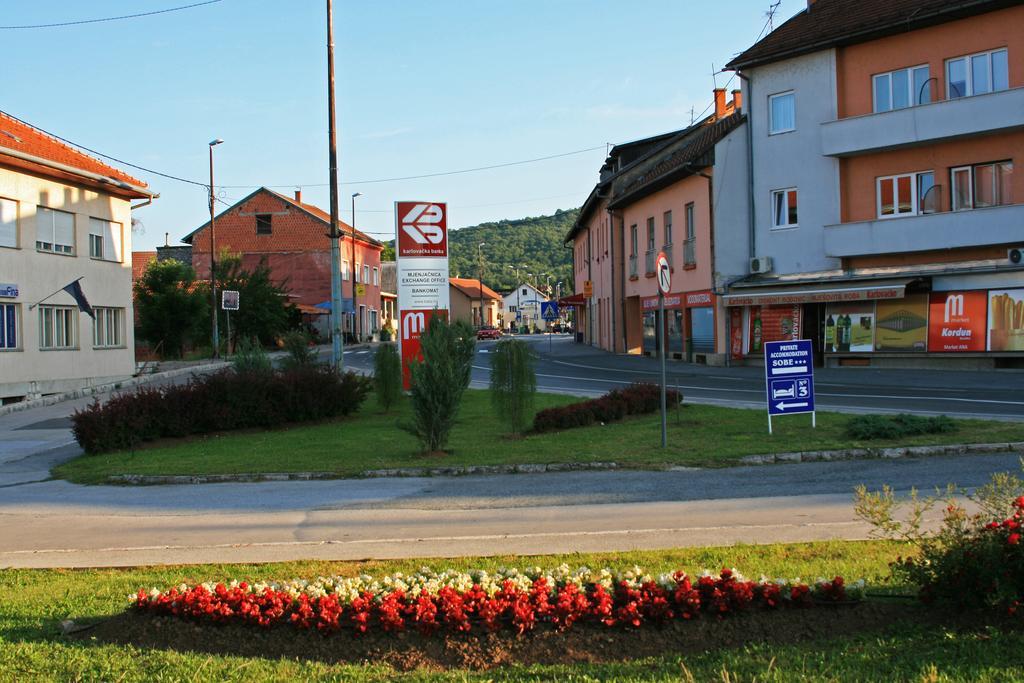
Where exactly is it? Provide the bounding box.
[134,259,208,358]
[407,314,476,453]
[489,338,537,436]
[380,244,395,261]
[373,343,402,412]
[211,252,295,348]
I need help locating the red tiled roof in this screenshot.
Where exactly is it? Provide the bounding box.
[728,0,1017,70]
[0,110,149,191]
[131,251,157,283]
[450,277,501,301]
[264,189,383,247]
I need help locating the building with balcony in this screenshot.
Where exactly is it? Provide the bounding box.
[0,111,156,402]
[565,90,749,364]
[723,0,1024,369]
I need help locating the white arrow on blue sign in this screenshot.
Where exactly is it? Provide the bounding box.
[764,339,816,433]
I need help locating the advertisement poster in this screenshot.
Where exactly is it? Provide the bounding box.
[753,304,801,350]
[988,288,1024,352]
[927,291,986,352]
[875,295,929,352]
[396,201,449,388]
[824,303,875,352]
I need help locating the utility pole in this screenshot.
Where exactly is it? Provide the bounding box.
[477,242,486,327]
[208,139,223,358]
[326,0,344,371]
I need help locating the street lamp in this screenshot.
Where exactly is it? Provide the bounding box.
[208,138,224,358]
[351,192,362,341]
[477,242,486,327]
[507,265,520,333]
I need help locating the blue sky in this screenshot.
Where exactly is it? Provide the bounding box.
[1,0,802,250]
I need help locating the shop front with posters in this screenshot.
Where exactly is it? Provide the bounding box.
[723,276,1024,368]
[640,289,720,362]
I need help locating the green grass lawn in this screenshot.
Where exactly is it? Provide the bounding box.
[2,541,1022,681]
[54,389,1024,484]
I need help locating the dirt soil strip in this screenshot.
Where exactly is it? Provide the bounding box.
[74,602,1006,673]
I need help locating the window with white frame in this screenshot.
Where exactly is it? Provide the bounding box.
[947,48,1009,99]
[646,217,655,251]
[341,259,349,278]
[873,65,930,112]
[88,218,121,261]
[768,91,795,134]
[877,171,936,218]
[663,210,672,245]
[354,262,361,283]
[38,305,77,349]
[36,206,75,254]
[685,203,695,240]
[952,161,1013,211]
[0,303,19,350]
[630,225,638,255]
[0,198,17,248]
[372,266,379,285]
[363,264,370,284]
[92,307,125,348]
[771,188,799,228]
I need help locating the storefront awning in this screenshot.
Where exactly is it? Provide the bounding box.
[722,279,915,307]
[558,293,587,306]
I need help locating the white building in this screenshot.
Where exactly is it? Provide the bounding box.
[0,111,156,402]
[502,282,550,332]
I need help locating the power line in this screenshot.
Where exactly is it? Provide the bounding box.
[0,0,224,30]
[219,145,608,189]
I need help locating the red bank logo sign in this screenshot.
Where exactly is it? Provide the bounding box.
[397,202,447,257]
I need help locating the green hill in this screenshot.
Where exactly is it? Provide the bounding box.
[385,208,579,295]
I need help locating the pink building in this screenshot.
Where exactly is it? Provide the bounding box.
[567,90,745,363]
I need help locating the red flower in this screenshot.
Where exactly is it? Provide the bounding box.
[1008,533,1021,546]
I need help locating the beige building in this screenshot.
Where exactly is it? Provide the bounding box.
[0,111,155,402]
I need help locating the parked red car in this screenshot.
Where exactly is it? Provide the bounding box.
[476,325,502,340]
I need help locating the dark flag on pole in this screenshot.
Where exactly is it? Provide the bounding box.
[62,279,94,319]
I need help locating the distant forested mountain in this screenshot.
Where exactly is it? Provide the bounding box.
[384,208,579,295]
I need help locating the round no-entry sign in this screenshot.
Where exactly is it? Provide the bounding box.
[656,251,671,295]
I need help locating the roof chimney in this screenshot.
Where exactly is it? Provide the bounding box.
[731,89,743,112]
[294,189,302,203]
[713,88,727,119]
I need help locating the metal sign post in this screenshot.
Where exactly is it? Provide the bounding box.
[222,290,239,355]
[655,251,671,448]
[541,301,559,354]
[764,339,816,434]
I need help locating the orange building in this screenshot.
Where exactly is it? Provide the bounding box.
[724,0,1024,369]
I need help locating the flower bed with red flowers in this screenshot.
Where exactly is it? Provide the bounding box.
[132,566,860,637]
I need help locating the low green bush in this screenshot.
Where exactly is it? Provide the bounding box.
[72,368,370,454]
[279,330,316,370]
[856,467,1024,614]
[231,336,272,374]
[846,413,957,440]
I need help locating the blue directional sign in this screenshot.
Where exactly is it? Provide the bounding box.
[764,340,815,421]
[540,301,560,320]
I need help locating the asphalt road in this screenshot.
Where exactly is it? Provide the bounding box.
[1,338,1021,569]
[1,452,1020,568]
[344,335,1024,420]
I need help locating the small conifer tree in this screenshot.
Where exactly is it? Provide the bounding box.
[489,339,537,436]
[408,314,476,452]
[373,343,402,412]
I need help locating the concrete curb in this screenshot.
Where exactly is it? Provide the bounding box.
[106,462,623,485]
[0,361,230,418]
[736,441,1024,465]
[98,441,1024,485]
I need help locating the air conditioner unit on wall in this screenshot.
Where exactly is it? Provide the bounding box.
[1009,247,1024,265]
[749,256,774,274]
